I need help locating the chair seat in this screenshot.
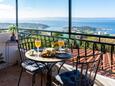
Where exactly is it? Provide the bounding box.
[55,70,90,86]
[21,59,44,72]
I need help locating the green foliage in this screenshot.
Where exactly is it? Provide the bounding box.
[20,33,115,53]
[86,37,97,41]
[8,25,17,33]
[52,32,63,37]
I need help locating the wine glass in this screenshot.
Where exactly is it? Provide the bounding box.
[58,40,64,52]
[35,39,41,55]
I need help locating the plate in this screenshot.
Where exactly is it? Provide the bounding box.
[55,53,72,59]
[41,55,55,58]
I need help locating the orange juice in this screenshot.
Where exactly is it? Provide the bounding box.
[58,40,64,47]
[35,40,41,48]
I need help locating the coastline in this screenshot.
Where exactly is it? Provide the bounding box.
[0,19,115,35]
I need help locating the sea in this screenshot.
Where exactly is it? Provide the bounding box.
[0,18,115,35]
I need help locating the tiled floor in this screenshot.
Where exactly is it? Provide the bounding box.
[0,63,114,86]
[0,64,46,86]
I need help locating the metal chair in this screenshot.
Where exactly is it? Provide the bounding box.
[17,36,45,86]
[54,52,103,86]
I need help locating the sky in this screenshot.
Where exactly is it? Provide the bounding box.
[0,0,115,21]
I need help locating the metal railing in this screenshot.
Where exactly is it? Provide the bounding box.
[18,28,115,73]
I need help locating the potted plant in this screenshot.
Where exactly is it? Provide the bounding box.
[8,25,17,41]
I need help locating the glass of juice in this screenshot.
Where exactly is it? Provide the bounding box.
[35,39,41,55]
[58,39,64,52]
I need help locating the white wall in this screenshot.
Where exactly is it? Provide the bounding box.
[0,32,19,67]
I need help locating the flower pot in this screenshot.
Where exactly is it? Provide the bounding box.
[10,34,16,41]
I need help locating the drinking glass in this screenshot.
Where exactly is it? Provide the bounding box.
[35,39,41,55]
[58,40,64,52]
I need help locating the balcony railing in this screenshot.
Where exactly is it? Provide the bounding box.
[0,28,114,76]
[18,28,115,75]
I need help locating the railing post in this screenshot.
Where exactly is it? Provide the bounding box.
[16,0,19,34]
[68,0,72,38]
[85,42,87,56]
[111,45,114,73]
[100,44,104,70]
[51,32,53,36]
[99,37,101,42]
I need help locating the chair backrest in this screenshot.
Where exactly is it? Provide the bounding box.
[18,34,36,62]
[75,52,103,86]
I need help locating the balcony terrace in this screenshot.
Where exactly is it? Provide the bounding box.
[0,0,115,86]
[0,29,115,86]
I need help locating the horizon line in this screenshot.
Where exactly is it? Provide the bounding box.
[1,17,115,19]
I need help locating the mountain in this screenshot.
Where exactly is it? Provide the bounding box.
[0,23,49,29]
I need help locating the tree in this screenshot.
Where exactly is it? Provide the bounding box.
[8,25,17,41]
[8,25,17,34]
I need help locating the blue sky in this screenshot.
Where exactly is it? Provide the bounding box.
[74,0,115,18]
[0,0,115,20]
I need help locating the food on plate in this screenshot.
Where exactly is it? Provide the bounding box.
[41,48,56,57]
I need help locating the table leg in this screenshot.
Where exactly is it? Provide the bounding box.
[46,63,57,86]
[46,68,52,86]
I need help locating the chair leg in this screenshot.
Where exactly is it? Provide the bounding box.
[17,67,23,86]
[41,71,43,86]
[32,73,36,86]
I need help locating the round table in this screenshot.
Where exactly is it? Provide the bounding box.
[25,49,71,86]
[25,50,64,63]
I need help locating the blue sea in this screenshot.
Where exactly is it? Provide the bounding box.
[0,18,115,34]
[30,19,115,34]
